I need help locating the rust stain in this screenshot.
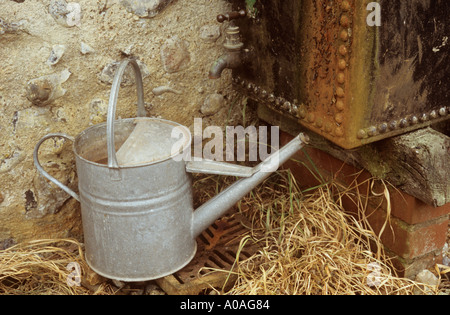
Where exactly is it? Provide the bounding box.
[300,0,353,140]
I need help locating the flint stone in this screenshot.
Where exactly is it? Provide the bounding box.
[80,42,95,54]
[0,17,27,35]
[30,169,75,218]
[99,60,149,85]
[201,93,224,116]
[16,107,52,130]
[89,98,108,125]
[49,0,81,27]
[160,36,191,73]
[416,269,439,286]
[28,134,76,218]
[47,44,66,66]
[199,25,221,42]
[121,0,175,18]
[26,69,71,106]
[0,149,25,174]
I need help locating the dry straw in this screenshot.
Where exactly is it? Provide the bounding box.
[0,239,115,295]
[222,168,444,295]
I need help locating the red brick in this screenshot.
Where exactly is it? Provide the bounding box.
[378,187,450,225]
[390,250,444,279]
[364,205,449,260]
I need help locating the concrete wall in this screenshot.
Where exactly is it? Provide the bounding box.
[0,0,239,245]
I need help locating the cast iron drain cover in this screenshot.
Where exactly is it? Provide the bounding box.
[155,211,259,295]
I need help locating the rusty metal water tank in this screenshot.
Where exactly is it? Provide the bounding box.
[228,0,449,149]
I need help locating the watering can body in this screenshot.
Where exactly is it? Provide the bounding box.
[34,59,308,281]
[76,119,197,281]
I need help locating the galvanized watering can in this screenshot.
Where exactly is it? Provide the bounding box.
[34,59,308,281]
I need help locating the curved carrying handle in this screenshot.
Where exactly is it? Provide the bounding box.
[33,133,80,202]
[107,59,146,169]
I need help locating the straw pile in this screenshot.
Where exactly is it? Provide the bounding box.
[0,239,115,295]
[224,169,446,295]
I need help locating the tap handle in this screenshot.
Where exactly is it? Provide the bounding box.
[217,9,246,23]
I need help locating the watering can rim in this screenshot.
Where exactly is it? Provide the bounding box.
[73,117,192,169]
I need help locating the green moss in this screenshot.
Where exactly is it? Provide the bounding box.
[245,0,257,17]
[358,145,390,179]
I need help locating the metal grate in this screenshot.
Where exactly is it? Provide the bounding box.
[155,211,259,295]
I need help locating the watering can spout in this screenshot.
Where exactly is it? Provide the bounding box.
[191,133,309,238]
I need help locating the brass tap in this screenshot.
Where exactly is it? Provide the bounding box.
[209,10,247,79]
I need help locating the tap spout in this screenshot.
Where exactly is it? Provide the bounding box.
[208,50,242,79]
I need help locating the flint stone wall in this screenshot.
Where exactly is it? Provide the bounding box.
[0,0,236,245]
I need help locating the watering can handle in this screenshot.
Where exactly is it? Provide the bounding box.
[106,59,146,169]
[33,133,80,202]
